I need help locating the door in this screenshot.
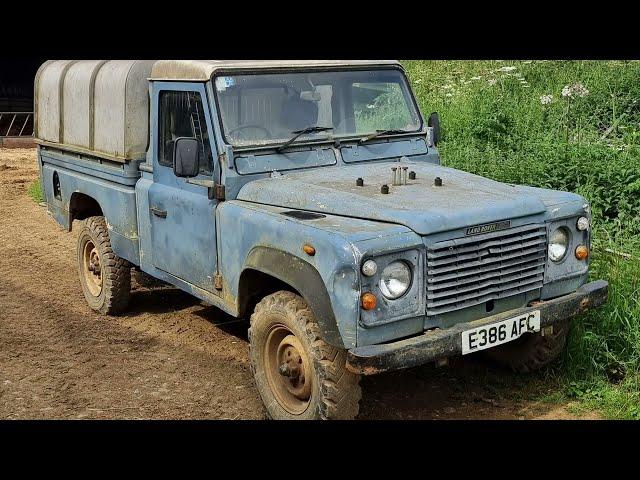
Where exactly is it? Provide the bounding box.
[148,84,219,293]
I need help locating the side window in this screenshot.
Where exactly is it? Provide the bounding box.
[158,90,214,175]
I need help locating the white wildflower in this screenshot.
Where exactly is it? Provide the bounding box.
[488,78,497,86]
[414,79,422,84]
[540,94,554,105]
[572,83,589,97]
[561,83,589,99]
[470,76,482,80]
[497,66,517,72]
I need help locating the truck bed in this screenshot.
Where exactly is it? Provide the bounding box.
[38,144,141,265]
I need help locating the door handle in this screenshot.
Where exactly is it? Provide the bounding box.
[150,207,167,218]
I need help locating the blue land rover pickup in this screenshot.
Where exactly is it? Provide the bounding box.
[35,60,608,419]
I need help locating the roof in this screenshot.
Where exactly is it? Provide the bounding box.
[149,60,402,81]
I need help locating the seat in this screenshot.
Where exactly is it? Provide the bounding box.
[280,96,319,132]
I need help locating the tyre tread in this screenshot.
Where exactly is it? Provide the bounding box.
[78,216,131,315]
[249,290,361,420]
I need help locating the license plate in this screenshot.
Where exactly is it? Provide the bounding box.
[461,311,541,355]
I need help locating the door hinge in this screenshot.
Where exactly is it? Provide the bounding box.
[214,274,223,290]
[214,184,225,201]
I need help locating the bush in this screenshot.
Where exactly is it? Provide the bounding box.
[403,60,640,416]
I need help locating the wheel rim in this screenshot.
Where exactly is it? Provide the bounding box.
[264,324,312,415]
[82,239,102,297]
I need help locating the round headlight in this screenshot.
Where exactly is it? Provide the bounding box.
[548,227,569,262]
[379,261,412,299]
[362,259,378,277]
[577,216,589,231]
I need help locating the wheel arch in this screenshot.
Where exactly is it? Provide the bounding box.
[239,246,344,348]
[69,192,103,229]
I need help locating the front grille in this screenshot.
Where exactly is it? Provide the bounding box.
[426,224,547,316]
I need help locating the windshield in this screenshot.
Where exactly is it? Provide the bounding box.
[213,69,422,148]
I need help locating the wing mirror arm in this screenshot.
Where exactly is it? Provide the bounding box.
[185,178,225,201]
[427,112,441,146]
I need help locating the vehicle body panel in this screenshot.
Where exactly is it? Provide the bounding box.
[38,147,140,264]
[217,199,417,348]
[146,81,220,292]
[236,161,554,236]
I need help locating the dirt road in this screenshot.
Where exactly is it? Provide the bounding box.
[0,148,597,419]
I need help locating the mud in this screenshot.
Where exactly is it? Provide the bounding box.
[0,148,599,420]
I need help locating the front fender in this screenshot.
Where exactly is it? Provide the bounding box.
[243,246,346,348]
[217,201,364,348]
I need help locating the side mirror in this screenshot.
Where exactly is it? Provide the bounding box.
[173,137,201,178]
[428,112,441,146]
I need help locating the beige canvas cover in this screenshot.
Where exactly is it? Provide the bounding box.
[34,60,155,162]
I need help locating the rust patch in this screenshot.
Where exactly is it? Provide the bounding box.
[346,363,380,376]
[579,297,590,310]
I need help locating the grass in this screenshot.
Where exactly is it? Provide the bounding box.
[403,60,640,418]
[27,179,43,203]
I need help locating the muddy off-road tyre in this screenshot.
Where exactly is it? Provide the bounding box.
[485,320,570,373]
[249,291,362,420]
[77,216,131,315]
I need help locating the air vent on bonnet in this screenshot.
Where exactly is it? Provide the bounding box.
[281,210,326,220]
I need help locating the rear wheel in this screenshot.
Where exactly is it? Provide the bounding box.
[77,216,131,315]
[485,320,570,373]
[249,290,361,420]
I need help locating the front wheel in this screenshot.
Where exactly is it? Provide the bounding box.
[249,291,361,420]
[77,216,131,315]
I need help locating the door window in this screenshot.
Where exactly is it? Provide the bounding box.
[158,90,214,175]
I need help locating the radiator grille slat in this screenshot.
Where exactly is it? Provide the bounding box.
[427,238,546,267]
[426,224,546,316]
[428,264,545,295]
[427,229,546,260]
[426,251,546,284]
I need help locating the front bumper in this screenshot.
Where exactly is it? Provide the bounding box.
[346,279,609,375]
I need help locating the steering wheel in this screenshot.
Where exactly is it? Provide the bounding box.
[228,124,272,141]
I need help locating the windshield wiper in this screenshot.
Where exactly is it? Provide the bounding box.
[275,126,333,153]
[359,129,409,145]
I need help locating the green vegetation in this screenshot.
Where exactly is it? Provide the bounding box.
[27,179,43,203]
[404,60,640,418]
[354,83,415,133]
